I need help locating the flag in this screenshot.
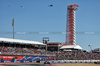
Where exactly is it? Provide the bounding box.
[12,18,14,27]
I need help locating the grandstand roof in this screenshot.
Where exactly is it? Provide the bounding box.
[47,42,62,45]
[0,37,45,45]
[60,45,82,50]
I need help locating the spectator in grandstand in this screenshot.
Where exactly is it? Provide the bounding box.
[0,46,100,60]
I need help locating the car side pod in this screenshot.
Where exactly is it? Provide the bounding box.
[44,61,50,64]
[94,62,98,64]
[97,62,100,64]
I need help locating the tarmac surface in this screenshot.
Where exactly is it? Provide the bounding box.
[0,63,100,66]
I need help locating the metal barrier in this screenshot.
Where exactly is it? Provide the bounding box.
[0,60,99,63]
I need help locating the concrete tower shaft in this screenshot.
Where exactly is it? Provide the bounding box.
[66,4,79,45]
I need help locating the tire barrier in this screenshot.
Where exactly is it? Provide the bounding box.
[20,60,26,63]
[40,61,45,63]
[58,61,61,63]
[47,61,97,63]
[0,61,4,63]
[29,61,35,62]
[70,61,73,63]
[54,61,59,63]
[85,61,88,63]
[89,61,93,63]
[80,61,83,63]
[64,61,68,63]
[75,61,79,63]
[0,60,99,64]
[11,61,16,63]
[51,61,55,63]
[0,61,6,63]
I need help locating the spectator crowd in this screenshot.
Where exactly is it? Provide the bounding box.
[0,46,100,60]
[55,51,100,60]
[0,46,54,56]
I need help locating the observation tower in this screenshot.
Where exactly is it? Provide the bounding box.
[66,4,79,45]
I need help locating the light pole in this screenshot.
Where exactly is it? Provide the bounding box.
[88,45,92,52]
[58,44,61,52]
[43,37,49,54]
[88,45,93,61]
[12,18,14,39]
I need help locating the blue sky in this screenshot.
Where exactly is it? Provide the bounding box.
[0,0,100,51]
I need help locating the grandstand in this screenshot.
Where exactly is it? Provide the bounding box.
[46,42,100,60]
[92,48,100,53]
[0,37,100,63]
[0,37,55,61]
